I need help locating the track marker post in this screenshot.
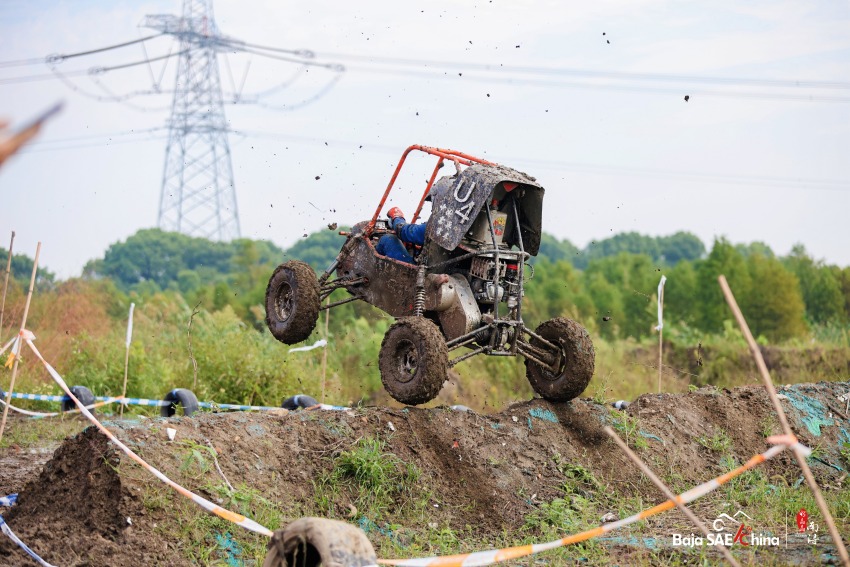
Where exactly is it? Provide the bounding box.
[604,425,741,567]
[0,242,40,444]
[120,302,135,417]
[655,275,666,393]
[718,275,849,566]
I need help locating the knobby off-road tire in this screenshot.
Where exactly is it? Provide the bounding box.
[265,260,320,345]
[379,317,448,405]
[61,385,95,412]
[161,388,200,417]
[525,317,595,402]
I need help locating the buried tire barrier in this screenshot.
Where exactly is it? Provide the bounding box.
[160,388,200,417]
[281,394,320,410]
[262,517,377,567]
[60,385,95,412]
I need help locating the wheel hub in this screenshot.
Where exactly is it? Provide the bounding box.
[275,282,293,321]
[395,339,418,383]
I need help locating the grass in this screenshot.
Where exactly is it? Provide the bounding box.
[610,410,649,450]
[0,414,87,449]
[696,428,733,454]
[314,436,431,524]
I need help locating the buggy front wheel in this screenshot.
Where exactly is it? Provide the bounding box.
[524,317,595,402]
[379,317,448,405]
[265,260,320,345]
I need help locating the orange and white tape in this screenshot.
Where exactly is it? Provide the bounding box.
[23,333,273,537]
[378,437,807,566]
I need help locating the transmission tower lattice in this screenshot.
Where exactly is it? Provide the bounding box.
[145,0,240,240]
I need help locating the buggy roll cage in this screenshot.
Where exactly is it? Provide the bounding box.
[364,145,494,237]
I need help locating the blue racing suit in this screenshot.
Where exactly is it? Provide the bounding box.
[375,217,427,263]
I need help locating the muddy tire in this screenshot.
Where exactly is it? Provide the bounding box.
[161,388,200,417]
[265,260,320,345]
[61,386,95,412]
[525,317,595,402]
[379,317,448,405]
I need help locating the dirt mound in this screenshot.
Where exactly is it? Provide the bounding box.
[1,381,848,566]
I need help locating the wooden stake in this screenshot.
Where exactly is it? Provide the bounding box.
[0,231,14,338]
[719,275,849,566]
[604,426,741,567]
[320,298,329,403]
[0,242,40,444]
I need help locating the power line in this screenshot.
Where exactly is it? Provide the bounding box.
[318,51,850,91]
[337,64,850,103]
[230,128,850,192]
[89,48,190,74]
[45,34,164,63]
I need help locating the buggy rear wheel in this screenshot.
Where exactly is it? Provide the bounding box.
[379,317,447,405]
[265,260,320,345]
[525,317,594,402]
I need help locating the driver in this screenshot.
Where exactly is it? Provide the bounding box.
[375,207,427,263]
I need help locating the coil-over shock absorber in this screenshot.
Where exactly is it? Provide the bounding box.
[413,264,426,316]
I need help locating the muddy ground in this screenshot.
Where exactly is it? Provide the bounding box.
[1,381,849,566]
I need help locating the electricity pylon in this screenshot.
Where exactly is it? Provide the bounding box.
[145,0,240,240]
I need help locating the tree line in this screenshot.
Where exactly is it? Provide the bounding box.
[6,228,849,344]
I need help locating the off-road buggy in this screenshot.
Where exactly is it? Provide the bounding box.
[265,145,595,405]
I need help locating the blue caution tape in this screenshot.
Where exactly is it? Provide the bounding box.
[95,395,169,407]
[0,493,57,567]
[6,392,351,413]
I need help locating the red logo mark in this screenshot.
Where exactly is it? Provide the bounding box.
[733,524,752,546]
[797,509,808,533]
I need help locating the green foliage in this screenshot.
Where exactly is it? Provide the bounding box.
[573,230,704,269]
[84,228,283,293]
[785,245,847,324]
[534,233,580,265]
[695,237,752,333]
[585,253,657,339]
[0,247,56,290]
[744,253,806,341]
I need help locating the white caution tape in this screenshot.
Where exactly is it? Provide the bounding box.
[125,303,135,348]
[655,275,667,331]
[288,338,327,353]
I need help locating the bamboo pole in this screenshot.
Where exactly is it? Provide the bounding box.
[604,426,741,567]
[320,298,329,403]
[718,275,849,566]
[0,231,14,338]
[0,242,40,444]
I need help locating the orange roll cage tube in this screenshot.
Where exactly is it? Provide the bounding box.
[365,144,494,237]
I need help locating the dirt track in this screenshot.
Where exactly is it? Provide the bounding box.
[1,381,849,566]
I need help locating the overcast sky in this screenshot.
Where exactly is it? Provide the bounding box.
[2,0,848,278]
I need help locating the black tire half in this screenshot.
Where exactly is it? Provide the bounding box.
[161,388,200,417]
[61,385,96,412]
